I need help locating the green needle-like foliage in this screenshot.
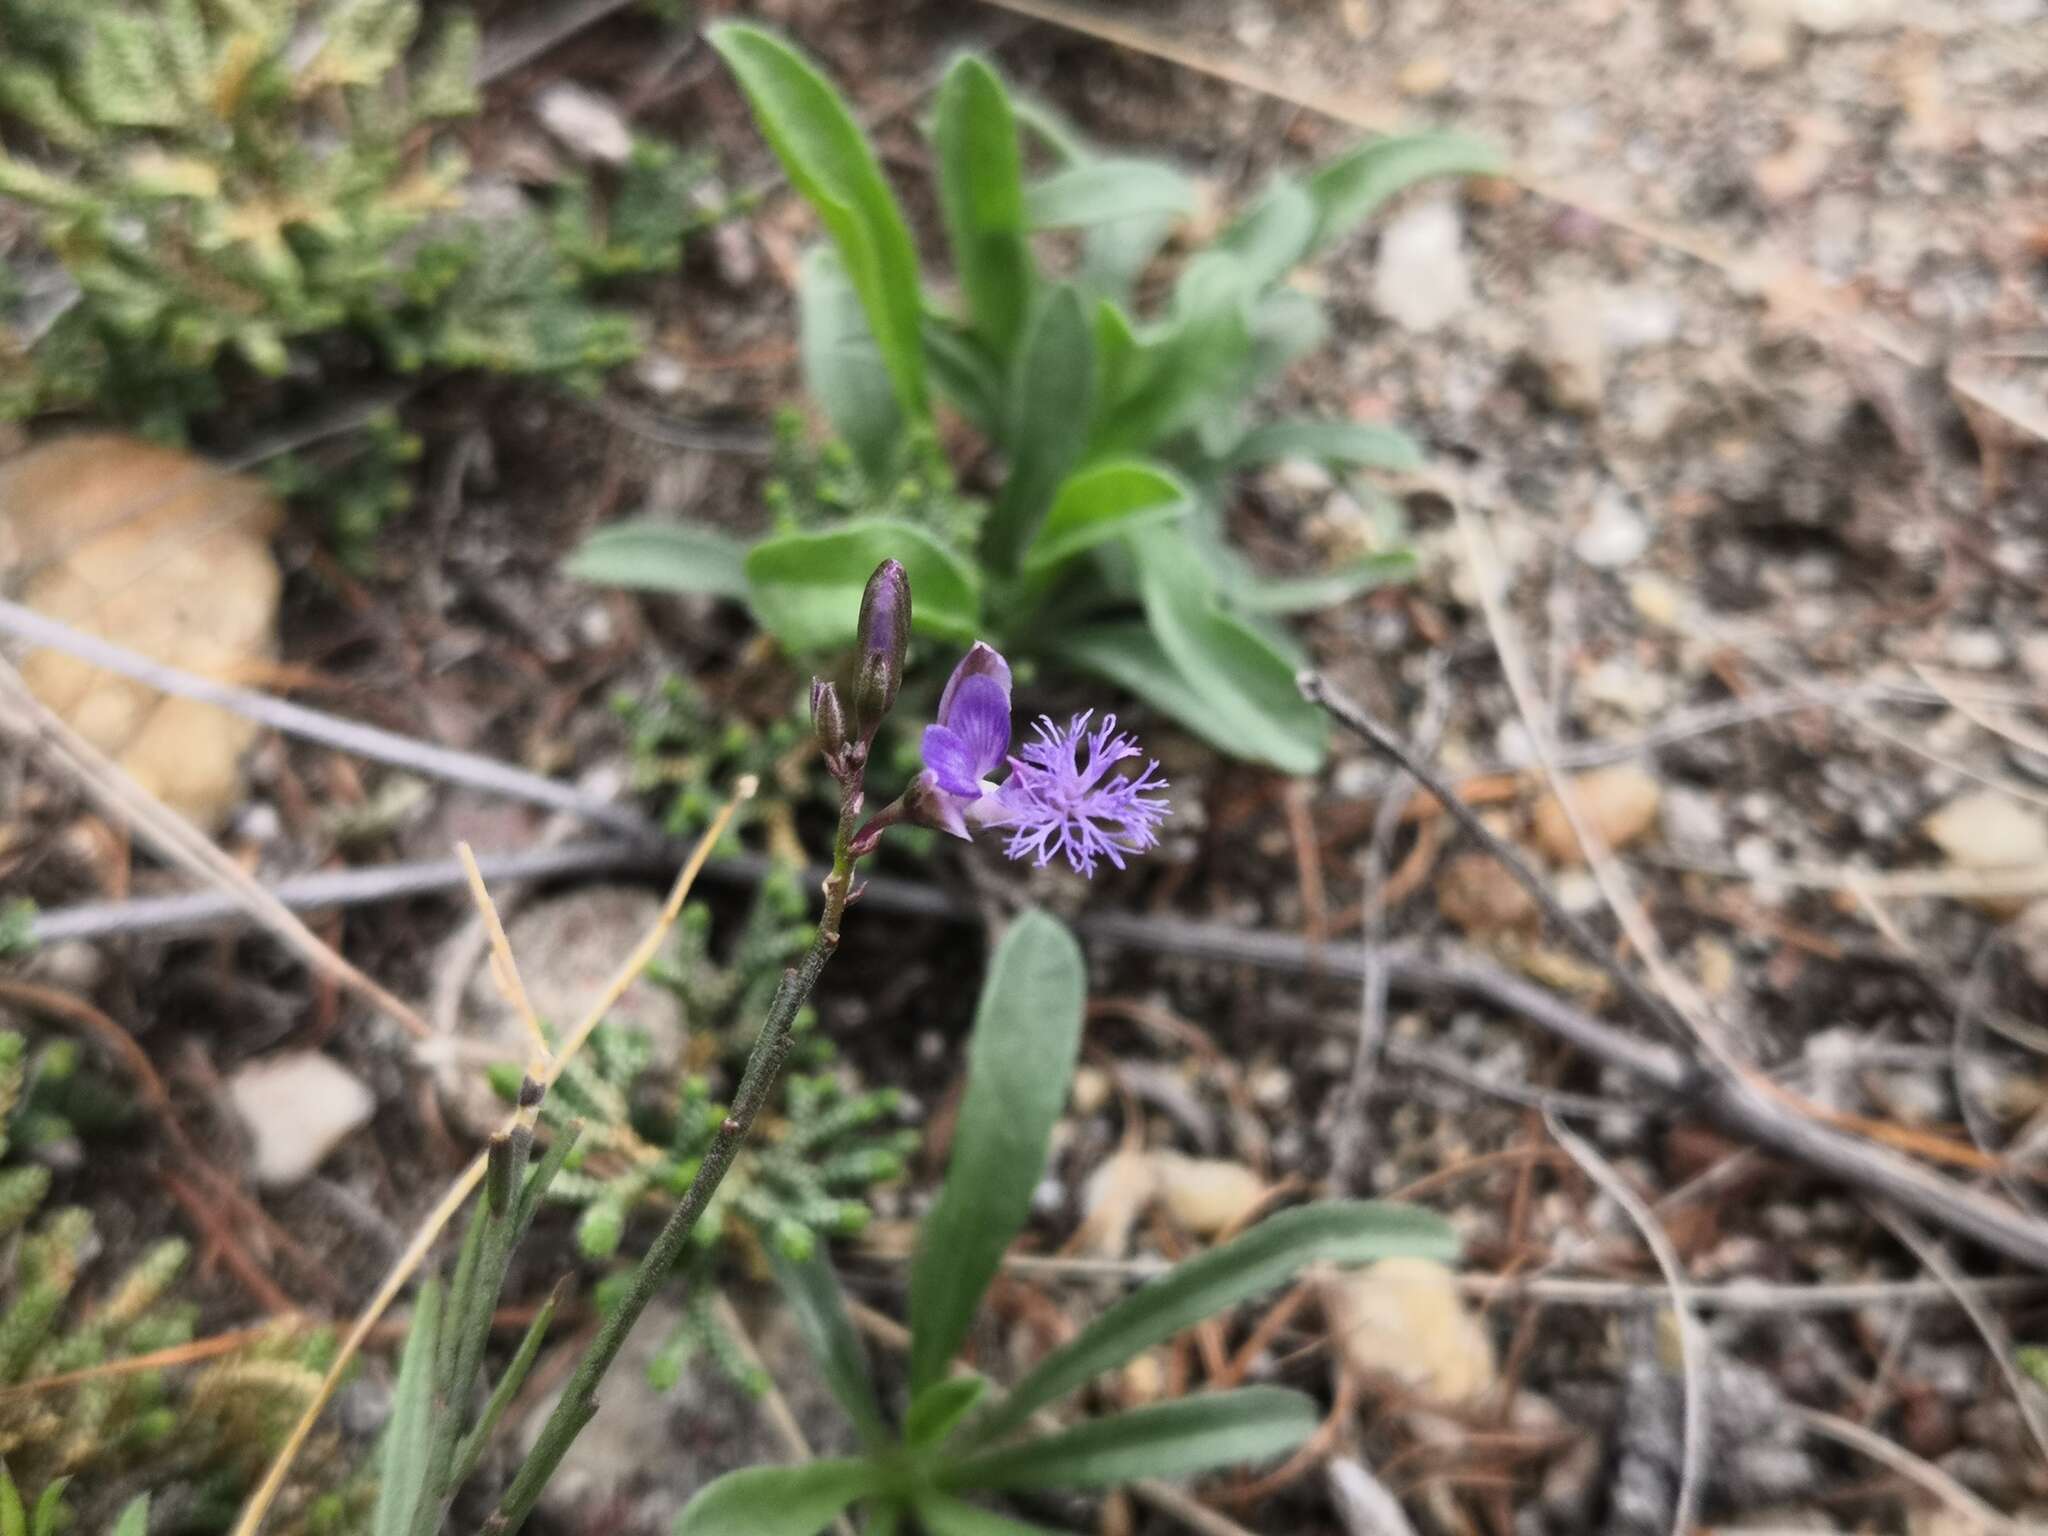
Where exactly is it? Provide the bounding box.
[0,1027,343,1524]
[489,870,916,1397]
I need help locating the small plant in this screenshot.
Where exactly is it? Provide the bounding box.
[613,674,813,852]
[366,1105,579,1536]
[491,871,918,1395]
[0,1467,147,1536]
[571,27,1499,773]
[672,910,1460,1535]
[0,1029,341,1522]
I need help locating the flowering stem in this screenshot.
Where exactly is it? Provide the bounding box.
[484,785,866,1536]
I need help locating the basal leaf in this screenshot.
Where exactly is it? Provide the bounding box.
[1129,528,1328,775]
[770,1246,889,1447]
[799,244,904,484]
[1050,623,1216,739]
[745,520,980,652]
[1023,460,1189,575]
[968,1202,1455,1446]
[949,1389,1317,1491]
[372,1279,443,1536]
[1226,418,1424,474]
[1304,131,1504,252]
[711,24,928,416]
[1225,551,1419,615]
[935,56,1031,360]
[1215,178,1317,291]
[1024,159,1195,229]
[564,521,751,601]
[987,287,1094,573]
[904,1375,989,1448]
[672,1460,885,1536]
[908,912,1085,1394]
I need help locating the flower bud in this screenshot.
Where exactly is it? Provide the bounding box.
[810,677,848,768]
[851,558,910,740]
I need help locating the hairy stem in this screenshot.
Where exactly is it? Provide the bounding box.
[483,786,865,1535]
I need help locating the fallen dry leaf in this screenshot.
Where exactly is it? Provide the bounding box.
[1152,1151,1268,1237]
[1531,763,1662,864]
[1321,1256,1497,1407]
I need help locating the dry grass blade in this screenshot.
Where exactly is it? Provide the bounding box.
[1794,1407,2024,1536]
[228,779,753,1536]
[0,657,432,1037]
[1870,1204,2048,1475]
[0,596,657,838]
[1545,1113,1705,1536]
[1450,495,1743,1078]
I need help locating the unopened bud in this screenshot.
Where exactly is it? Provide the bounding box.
[810,677,848,767]
[851,558,910,740]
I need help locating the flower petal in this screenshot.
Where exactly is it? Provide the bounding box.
[937,641,1012,726]
[909,768,970,839]
[944,673,1011,778]
[921,724,983,799]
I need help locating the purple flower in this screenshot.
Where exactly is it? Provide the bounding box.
[987,711,1171,877]
[911,642,1014,840]
[903,642,1170,877]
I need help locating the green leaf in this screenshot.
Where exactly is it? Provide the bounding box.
[800,244,904,485]
[564,521,751,601]
[922,316,1006,436]
[1226,419,1424,474]
[1304,131,1504,252]
[1024,160,1195,229]
[711,24,928,416]
[1226,551,1419,615]
[372,1279,443,1536]
[948,1389,1317,1492]
[110,1498,149,1536]
[1129,529,1327,775]
[969,1202,1457,1446]
[905,1375,989,1448]
[909,912,1085,1394]
[987,287,1095,572]
[745,520,980,652]
[914,1494,1076,1536]
[1023,461,1190,575]
[1090,254,1252,458]
[673,1460,886,1536]
[0,1465,26,1536]
[1051,624,1216,737]
[864,1501,908,1536]
[27,1479,68,1536]
[1215,179,1318,291]
[935,56,1031,360]
[770,1246,888,1447]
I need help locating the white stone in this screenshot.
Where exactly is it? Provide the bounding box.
[229,1052,376,1187]
[1942,627,2006,670]
[1371,199,1473,333]
[1572,488,1650,569]
[535,82,633,165]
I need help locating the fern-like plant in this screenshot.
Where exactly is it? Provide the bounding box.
[0,1028,346,1527]
[0,0,643,435]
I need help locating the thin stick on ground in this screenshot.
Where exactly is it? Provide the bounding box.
[1869,1203,2048,1476]
[228,781,751,1536]
[1329,659,1448,1195]
[0,657,432,1038]
[1546,1112,1707,1536]
[1793,1406,2024,1536]
[0,597,658,840]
